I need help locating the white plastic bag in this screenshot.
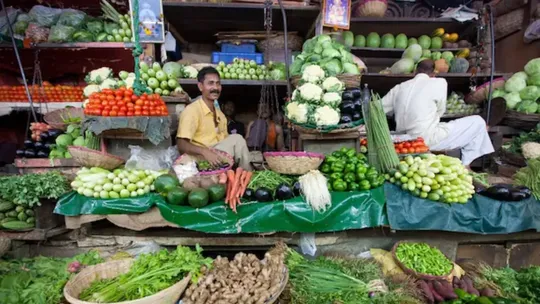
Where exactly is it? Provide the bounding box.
[299,233,317,256]
[524,20,540,44]
[125,145,178,171]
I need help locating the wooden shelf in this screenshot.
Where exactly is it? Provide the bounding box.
[0,226,68,241]
[0,42,134,50]
[351,47,468,58]
[178,79,288,86]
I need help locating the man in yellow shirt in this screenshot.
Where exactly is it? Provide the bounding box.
[177,67,252,170]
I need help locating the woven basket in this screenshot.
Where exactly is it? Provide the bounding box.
[354,0,388,17]
[258,34,303,52]
[500,148,527,168]
[0,238,11,258]
[174,149,233,176]
[189,63,218,71]
[391,241,454,281]
[264,151,324,175]
[64,259,191,304]
[502,110,540,131]
[465,78,505,104]
[43,107,84,130]
[290,74,361,89]
[68,146,125,170]
[293,121,364,134]
[265,267,289,304]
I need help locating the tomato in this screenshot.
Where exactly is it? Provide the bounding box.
[125,89,133,97]
[142,105,149,111]
[101,110,110,116]
[142,110,149,116]
[131,95,138,102]
[135,99,143,106]
[109,110,118,117]
[118,111,126,117]
[103,105,112,111]
[106,95,114,101]
[134,110,142,116]
[115,96,122,101]
[149,110,157,116]
[127,111,134,116]
[134,105,142,111]
[126,103,134,109]
[111,106,119,111]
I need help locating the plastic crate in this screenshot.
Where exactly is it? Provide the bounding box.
[221,43,256,53]
[211,52,264,65]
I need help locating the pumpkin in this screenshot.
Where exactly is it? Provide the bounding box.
[434,59,449,73]
[450,58,470,73]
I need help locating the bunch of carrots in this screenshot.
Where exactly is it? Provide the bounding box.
[225,167,252,213]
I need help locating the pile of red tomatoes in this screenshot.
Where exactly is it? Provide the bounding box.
[83,88,169,117]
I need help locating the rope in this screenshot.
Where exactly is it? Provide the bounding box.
[130,0,149,96]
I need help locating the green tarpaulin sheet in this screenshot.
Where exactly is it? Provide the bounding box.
[385,183,540,234]
[55,187,388,234]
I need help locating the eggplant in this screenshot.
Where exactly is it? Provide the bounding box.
[275,183,294,200]
[514,186,532,198]
[254,187,273,202]
[352,112,362,122]
[36,150,48,158]
[15,149,25,158]
[510,190,528,202]
[24,149,36,158]
[47,129,62,138]
[350,88,362,98]
[43,142,53,151]
[39,132,50,142]
[342,90,354,101]
[340,114,353,124]
[340,101,355,115]
[480,184,511,201]
[352,98,363,112]
[34,141,44,151]
[24,140,34,149]
[292,181,301,196]
[243,188,255,201]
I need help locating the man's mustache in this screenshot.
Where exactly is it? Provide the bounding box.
[210,90,220,94]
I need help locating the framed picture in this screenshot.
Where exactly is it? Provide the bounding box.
[322,0,352,30]
[129,0,165,43]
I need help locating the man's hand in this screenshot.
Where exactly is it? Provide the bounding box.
[202,150,222,167]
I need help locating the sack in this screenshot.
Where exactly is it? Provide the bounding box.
[57,9,86,28]
[48,24,75,42]
[25,23,50,43]
[0,7,19,35]
[524,20,540,44]
[28,5,62,27]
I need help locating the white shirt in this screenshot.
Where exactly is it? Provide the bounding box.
[381,73,450,147]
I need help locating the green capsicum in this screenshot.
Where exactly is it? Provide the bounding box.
[348,157,359,165]
[320,163,331,174]
[348,182,360,191]
[367,175,379,186]
[325,155,338,163]
[356,164,367,174]
[345,149,356,158]
[356,172,366,181]
[359,180,371,191]
[332,151,343,158]
[339,147,350,154]
[344,163,356,173]
[344,172,356,183]
[366,167,379,179]
[330,172,343,181]
[331,161,345,173]
[332,179,347,191]
[357,153,367,161]
[327,181,333,191]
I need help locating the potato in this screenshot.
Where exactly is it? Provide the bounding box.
[183,176,201,191]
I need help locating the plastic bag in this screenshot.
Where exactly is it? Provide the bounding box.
[57,9,86,28]
[299,233,317,256]
[48,24,75,42]
[14,20,28,35]
[86,18,104,34]
[524,20,540,44]
[125,145,178,171]
[28,5,62,27]
[0,7,19,35]
[16,13,30,23]
[25,23,50,43]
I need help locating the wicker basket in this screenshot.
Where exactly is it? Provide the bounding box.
[502,110,540,131]
[354,0,388,17]
[465,78,505,104]
[391,241,454,281]
[64,259,191,304]
[264,151,324,175]
[174,149,233,176]
[258,34,303,52]
[0,238,11,258]
[290,74,361,89]
[43,107,85,130]
[500,148,527,168]
[68,146,125,170]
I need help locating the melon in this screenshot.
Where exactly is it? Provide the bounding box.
[366,32,381,48]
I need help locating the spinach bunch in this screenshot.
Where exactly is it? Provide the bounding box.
[0,171,70,207]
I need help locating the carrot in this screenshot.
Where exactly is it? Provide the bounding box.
[239,171,253,197]
[228,168,244,211]
[225,170,235,206]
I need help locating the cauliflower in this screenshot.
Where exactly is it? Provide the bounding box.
[298,82,323,103]
[522,142,540,160]
[292,89,298,101]
[85,67,113,85]
[322,76,344,93]
[285,101,309,124]
[322,92,342,107]
[301,65,325,84]
[313,105,340,126]
[83,84,101,97]
[183,66,198,79]
[124,76,136,89]
[99,78,118,90]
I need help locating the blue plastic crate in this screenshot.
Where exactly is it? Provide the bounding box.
[211,52,264,65]
[220,43,256,53]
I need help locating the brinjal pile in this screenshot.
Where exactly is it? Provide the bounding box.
[16,129,63,159]
[339,88,363,124]
[478,184,532,202]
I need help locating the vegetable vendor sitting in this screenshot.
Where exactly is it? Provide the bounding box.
[381,59,494,167]
[176,67,252,171]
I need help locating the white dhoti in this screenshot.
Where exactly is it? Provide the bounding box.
[430,115,495,166]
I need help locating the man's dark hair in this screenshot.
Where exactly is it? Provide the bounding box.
[197,67,220,83]
[416,59,435,74]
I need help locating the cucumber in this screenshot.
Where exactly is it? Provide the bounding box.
[7,211,18,218]
[1,217,17,224]
[17,212,28,222]
[25,209,35,217]
[0,202,14,212]
[26,217,35,224]
[15,206,25,213]
[2,221,34,230]
[0,213,4,220]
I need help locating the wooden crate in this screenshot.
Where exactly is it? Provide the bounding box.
[14,158,80,181]
[35,199,64,230]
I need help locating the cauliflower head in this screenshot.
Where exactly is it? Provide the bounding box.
[99,78,118,90]
[322,76,344,93]
[85,67,113,85]
[83,84,101,97]
[298,82,323,103]
[183,66,198,79]
[285,101,309,124]
[301,65,325,84]
[313,105,340,126]
[322,92,342,107]
[522,142,540,160]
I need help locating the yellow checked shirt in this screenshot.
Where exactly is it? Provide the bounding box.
[177,98,228,147]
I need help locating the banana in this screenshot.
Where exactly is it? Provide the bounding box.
[431,28,445,37]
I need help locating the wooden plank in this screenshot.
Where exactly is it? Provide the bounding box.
[0,227,68,241]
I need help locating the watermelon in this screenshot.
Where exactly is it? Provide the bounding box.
[395,34,408,49]
[418,35,431,50]
[408,37,418,47]
[154,174,180,194]
[167,187,188,205]
[354,35,366,47]
[381,33,395,48]
[366,32,381,48]
[431,37,443,49]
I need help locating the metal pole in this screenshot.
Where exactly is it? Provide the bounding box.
[276,0,291,98]
[485,5,495,126]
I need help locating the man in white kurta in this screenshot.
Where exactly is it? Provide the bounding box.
[381,60,494,167]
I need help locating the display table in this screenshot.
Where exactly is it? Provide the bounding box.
[55,187,388,233]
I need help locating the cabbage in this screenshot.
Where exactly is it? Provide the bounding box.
[163,62,183,79]
[519,86,540,100]
[527,74,540,86]
[322,59,343,76]
[322,48,341,59]
[390,58,415,74]
[524,58,540,76]
[342,62,360,75]
[402,44,423,62]
[504,76,527,93]
[504,92,521,109]
[517,100,538,114]
[492,88,506,99]
[270,68,285,80]
[512,71,529,81]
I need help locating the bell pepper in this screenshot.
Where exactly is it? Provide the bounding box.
[356,165,367,174]
[348,182,360,191]
[327,181,333,191]
[325,155,338,163]
[330,172,343,181]
[345,149,357,158]
[367,175,379,186]
[339,147,350,155]
[320,163,331,174]
[344,172,356,183]
[357,153,367,161]
[331,161,345,173]
[332,179,347,192]
[366,167,379,179]
[348,157,359,165]
[344,163,356,173]
[356,172,366,181]
[359,180,371,191]
[332,151,343,158]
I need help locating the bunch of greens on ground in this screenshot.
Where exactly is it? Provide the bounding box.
[0,171,70,207]
[474,263,540,303]
[514,158,540,199]
[0,250,103,304]
[79,245,213,302]
[286,248,421,304]
[503,124,540,155]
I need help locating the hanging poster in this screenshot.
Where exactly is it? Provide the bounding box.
[129,0,165,43]
[322,0,352,30]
